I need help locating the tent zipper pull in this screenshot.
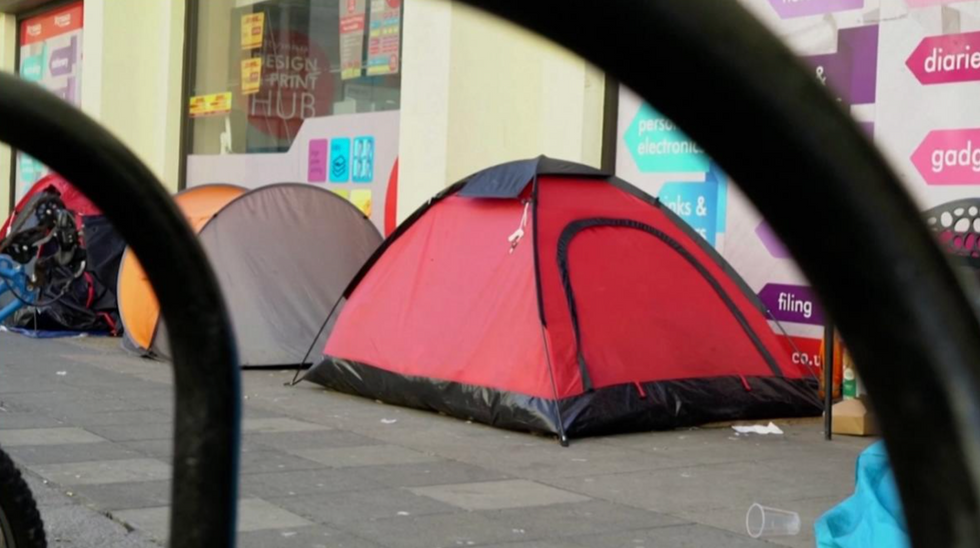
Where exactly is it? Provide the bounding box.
[508,200,531,254]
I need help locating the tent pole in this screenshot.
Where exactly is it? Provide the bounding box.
[824,321,834,440]
[539,325,570,447]
[528,176,568,447]
[289,296,345,386]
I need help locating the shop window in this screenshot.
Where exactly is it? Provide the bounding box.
[185,0,402,231]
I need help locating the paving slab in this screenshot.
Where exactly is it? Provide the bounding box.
[544,457,850,517]
[73,480,173,511]
[241,405,289,419]
[571,523,774,548]
[459,440,683,480]
[411,479,591,511]
[232,497,319,532]
[242,417,331,433]
[40,503,159,548]
[679,495,843,548]
[246,429,381,451]
[22,473,158,547]
[34,458,171,486]
[118,439,174,460]
[0,426,106,447]
[481,500,685,539]
[479,542,586,548]
[291,444,442,468]
[347,511,543,548]
[0,412,65,429]
[114,497,313,542]
[24,474,75,508]
[237,525,383,548]
[116,389,174,411]
[601,427,870,469]
[0,375,66,394]
[272,488,459,525]
[7,395,136,417]
[239,468,382,498]
[238,449,326,474]
[360,460,511,488]
[84,422,174,442]
[6,441,142,465]
[68,410,172,427]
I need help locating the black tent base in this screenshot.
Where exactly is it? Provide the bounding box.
[305,358,822,440]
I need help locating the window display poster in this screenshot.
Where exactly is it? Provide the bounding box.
[189,92,233,118]
[367,0,401,76]
[340,0,367,80]
[615,88,728,249]
[16,1,83,200]
[616,0,980,374]
[244,5,334,148]
[241,13,264,50]
[241,58,263,95]
[187,110,399,233]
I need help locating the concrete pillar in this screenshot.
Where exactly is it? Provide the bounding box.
[397,1,605,220]
[81,0,186,191]
[0,12,15,218]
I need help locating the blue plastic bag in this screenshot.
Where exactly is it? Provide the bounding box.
[814,441,909,548]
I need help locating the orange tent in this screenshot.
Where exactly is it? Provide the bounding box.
[117,184,246,351]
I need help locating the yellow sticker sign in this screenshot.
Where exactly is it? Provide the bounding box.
[241,13,265,50]
[189,92,232,118]
[241,58,263,95]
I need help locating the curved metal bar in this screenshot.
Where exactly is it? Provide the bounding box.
[451,2,980,546]
[0,73,240,548]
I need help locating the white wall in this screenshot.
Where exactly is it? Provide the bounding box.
[397,1,605,220]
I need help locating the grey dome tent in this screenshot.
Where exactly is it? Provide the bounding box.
[120,183,382,367]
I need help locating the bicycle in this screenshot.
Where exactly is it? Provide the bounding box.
[0,188,86,326]
[0,445,44,548]
[0,187,87,548]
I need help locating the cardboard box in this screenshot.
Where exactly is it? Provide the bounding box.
[831,398,877,436]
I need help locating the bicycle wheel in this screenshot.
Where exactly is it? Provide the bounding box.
[0,447,45,548]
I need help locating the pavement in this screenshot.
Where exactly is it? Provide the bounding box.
[0,332,875,548]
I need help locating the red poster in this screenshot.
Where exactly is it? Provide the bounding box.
[20,1,83,46]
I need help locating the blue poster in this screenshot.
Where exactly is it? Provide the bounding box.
[352,136,375,183]
[624,104,710,173]
[658,165,727,246]
[330,138,351,183]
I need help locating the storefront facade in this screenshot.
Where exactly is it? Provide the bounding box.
[9,0,974,385]
[0,0,186,219]
[609,0,980,385]
[184,0,404,232]
[0,0,607,233]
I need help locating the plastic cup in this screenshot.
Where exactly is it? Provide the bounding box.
[745,503,801,538]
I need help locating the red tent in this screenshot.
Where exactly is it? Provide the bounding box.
[1,174,123,334]
[303,157,822,440]
[1,174,101,237]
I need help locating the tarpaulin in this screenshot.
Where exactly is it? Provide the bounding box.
[815,441,909,548]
